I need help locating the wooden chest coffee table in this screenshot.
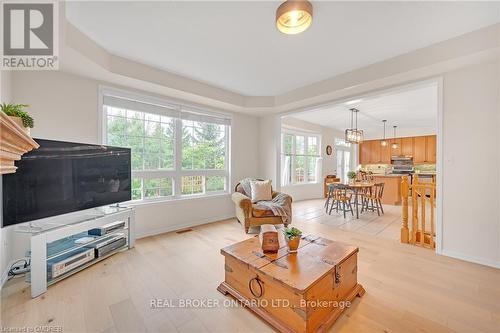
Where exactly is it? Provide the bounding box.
[217,234,365,333]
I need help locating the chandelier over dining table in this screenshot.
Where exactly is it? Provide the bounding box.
[345,108,364,144]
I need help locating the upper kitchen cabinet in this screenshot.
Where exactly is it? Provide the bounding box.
[380,140,391,163]
[413,136,427,163]
[390,138,402,156]
[370,140,381,163]
[360,135,436,165]
[359,141,370,164]
[413,135,437,163]
[401,137,414,156]
[425,135,437,163]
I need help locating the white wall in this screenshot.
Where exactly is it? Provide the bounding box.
[280,117,344,201]
[258,114,280,187]
[441,59,500,267]
[4,70,260,269]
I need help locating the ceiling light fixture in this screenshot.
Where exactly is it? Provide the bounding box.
[345,108,364,144]
[276,0,313,35]
[391,126,399,149]
[381,120,388,146]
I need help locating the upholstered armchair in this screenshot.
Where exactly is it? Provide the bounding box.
[232,181,291,233]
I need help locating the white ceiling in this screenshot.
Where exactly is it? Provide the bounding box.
[65,1,500,96]
[287,82,438,139]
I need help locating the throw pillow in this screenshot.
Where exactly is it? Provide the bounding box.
[250,180,272,203]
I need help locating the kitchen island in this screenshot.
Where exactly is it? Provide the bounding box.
[372,174,404,205]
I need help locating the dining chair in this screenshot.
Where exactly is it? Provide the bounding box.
[328,184,354,218]
[324,184,335,213]
[361,183,385,216]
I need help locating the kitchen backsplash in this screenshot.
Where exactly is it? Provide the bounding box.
[414,164,436,173]
[359,164,391,174]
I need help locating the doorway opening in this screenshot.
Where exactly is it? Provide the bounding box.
[279,78,442,251]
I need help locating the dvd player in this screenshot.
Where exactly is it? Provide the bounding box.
[88,220,126,236]
[85,234,127,258]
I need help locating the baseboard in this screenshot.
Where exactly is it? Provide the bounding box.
[135,214,236,239]
[440,249,500,269]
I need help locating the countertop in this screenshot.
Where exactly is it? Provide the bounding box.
[371,174,406,178]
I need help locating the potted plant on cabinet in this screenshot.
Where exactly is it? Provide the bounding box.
[1,103,34,134]
[347,171,357,184]
[284,226,302,253]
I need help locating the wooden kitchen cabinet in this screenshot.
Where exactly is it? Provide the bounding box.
[359,141,370,164]
[401,137,414,156]
[413,136,427,163]
[370,140,381,163]
[360,135,436,165]
[380,140,391,163]
[426,135,436,163]
[390,138,402,156]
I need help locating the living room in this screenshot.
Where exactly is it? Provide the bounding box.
[1,1,499,333]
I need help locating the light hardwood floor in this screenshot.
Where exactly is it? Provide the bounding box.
[2,199,499,333]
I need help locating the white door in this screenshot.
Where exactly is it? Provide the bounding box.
[336,150,351,182]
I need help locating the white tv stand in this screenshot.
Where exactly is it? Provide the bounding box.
[17,206,135,298]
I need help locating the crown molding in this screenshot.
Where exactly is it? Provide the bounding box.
[62,17,499,116]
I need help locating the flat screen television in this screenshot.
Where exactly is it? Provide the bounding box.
[2,139,131,227]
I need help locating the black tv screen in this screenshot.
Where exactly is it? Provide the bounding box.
[2,139,131,227]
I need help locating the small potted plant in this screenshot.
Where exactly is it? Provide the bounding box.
[284,226,302,253]
[347,171,357,184]
[1,103,34,134]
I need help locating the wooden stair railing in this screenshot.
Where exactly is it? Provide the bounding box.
[401,175,436,249]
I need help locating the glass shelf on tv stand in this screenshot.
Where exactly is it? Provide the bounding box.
[14,205,132,235]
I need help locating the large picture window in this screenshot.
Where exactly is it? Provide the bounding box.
[281,131,321,186]
[101,89,230,201]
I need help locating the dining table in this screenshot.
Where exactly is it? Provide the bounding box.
[328,181,375,219]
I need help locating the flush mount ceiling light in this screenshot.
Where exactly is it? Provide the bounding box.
[381,120,388,146]
[276,0,313,35]
[345,108,364,144]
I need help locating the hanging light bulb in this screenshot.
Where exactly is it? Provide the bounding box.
[380,120,388,146]
[391,125,399,149]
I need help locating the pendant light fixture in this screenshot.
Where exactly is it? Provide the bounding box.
[345,108,364,144]
[380,120,388,146]
[276,0,313,35]
[391,125,399,149]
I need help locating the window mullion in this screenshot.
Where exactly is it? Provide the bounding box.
[304,135,309,183]
[174,113,183,198]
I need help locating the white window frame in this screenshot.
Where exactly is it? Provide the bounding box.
[281,129,321,186]
[98,86,231,203]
